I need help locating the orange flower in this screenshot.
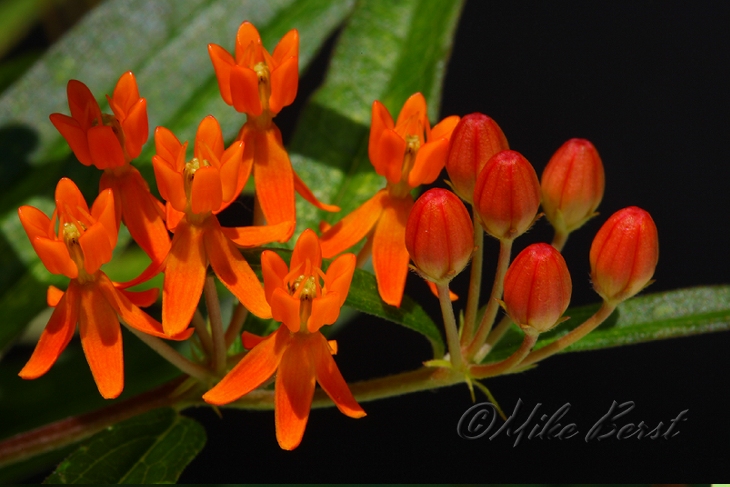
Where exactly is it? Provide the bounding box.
[151,115,293,336]
[209,21,338,236]
[203,229,365,450]
[320,93,460,306]
[17,178,189,399]
[50,72,170,269]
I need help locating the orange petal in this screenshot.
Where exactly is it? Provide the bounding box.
[203,325,290,405]
[112,72,140,115]
[320,189,387,258]
[311,331,365,418]
[67,79,101,129]
[261,249,289,304]
[32,237,77,278]
[97,273,170,339]
[19,282,79,380]
[430,114,460,141]
[230,65,261,115]
[241,330,265,350]
[78,222,114,275]
[426,280,458,301]
[328,339,338,355]
[190,165,223,214]
[166,203,185,232]
[252,126,295,230]
[272,29,299,67]
[56,177,88,215]
[162,221,207,336]
[49,113,93,166]
[47,285,64,307]
[275,335,316,450]
[372,128,406,184]
[308,291,341,332]
[78,284,124,399]
[372,195,413,307]
[204,220,271,319]
[269,55,298,115]
[194,115,225,162]
[368,101,394,163]
[217,141,244,208]
[118,287,158,308]
[324,253,356,307]
[18,205,52,240]
[407,137,449,187]
[154,126,184,170]
[235,21,263,65]
[91,188,118,246]
[121,98,148,159]
[87,125,125,169]
[220,220,293,247]
[291,228,322,272]
[293,170,340,212]
[395,92,428,132]
[208,43,235,105]
[152,155,187,213]
[271,287,300,333]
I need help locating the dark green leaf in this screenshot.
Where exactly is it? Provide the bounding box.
[44,408,206,484]
[486,286,730,363]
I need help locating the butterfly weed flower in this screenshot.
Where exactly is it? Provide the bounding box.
[49,72,170,270]
[320,93,460,307]
[17,178,190,399]
[209,21,337,236]
[151,115,293,336]
[203,229,364,450]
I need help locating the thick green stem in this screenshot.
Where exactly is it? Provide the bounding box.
[483,314,513,353]
[552,228,569,252]
[465,237,513,359]
[436,281,464,370]
[470,332,537,378]
[204,276,226,374]
[519,301,617,368]
[461,214,484,345]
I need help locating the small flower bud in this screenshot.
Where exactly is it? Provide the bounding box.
[405,188,474,284]
[590,206,658,304]
[446,113,509,204]
[503,243,572,335]
[473,150,541,240]
[541,138,605,234]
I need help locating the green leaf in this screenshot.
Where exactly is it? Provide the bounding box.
[44,408,206,484]
[0,0,355,354]
[486,286,730,363]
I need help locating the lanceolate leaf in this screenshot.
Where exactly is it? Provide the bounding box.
[486,286,730,363]
[43,408,206,484]
[0,0,355,354]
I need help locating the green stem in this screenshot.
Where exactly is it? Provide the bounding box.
[552,228,569,252]
[483,314,513,353]
[461,214,483,345]
[192,309,213,357]
[225,302,249,348]
[519,301,617,368]
[204,276,226,374]
[465,237,513,359]
[470,332,537,378]
[436,281,464,370]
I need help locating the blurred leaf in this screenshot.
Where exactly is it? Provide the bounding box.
[44,408,205,484]
[0,0,47,59]
[0,0,355,354]
[487,286,730,362]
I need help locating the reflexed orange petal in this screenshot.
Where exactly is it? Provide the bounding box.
[292,171,340,213]
[122,98,148,159]
[47,285,64,307]
[111,71,140,115]
[430,114,460,141]
[216,141,244,211]
[235,21,263,64]
[275,335,316,450]
[308,291,340,332]
[271,288,300,333]
[87,125,125,169]
[154,126,184,170]
[269,55,298,115]
[320,189,387,258]
[221,220,293,247]
[372,195,413,307]
[407,137,449,187]
[252,126,295,231]
[373,129,406,184]
[152,155,187,213]
[118,287,158,308]
[311,331,365,418]
[272,29,299,66]
[194,115,225,162]
[67,79,101,129]
[162,221,207,336]
[230,66,261,115]
[208,43,235,105]
[241,330,265,350]
[78,223,114,275]
[190,166,223,214]
[204,221,271,319]
[78,284,124,399]
[261,249,289,304]
[203,325,290,405]
[324,253,356,306]
[291,228,322,272]
[49,113,93,166]
[32,237,77,278]
[426,280,458,301]
[90,188,118,249]
[18,205,52,240]
[19,282,79,380]
[395,92,428,132]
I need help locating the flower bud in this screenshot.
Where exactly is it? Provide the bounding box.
[590,206,658,304]
[473,150,541,240]
[503,243,572,335]
[541,138,605,234]
[446,113,509,204]
[405,188,474,283]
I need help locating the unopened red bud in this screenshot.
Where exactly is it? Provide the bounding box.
[541,138,605,234]
[590,206,658,304]
[446,113,509,204]
[503,243,572,335]
[405,188,474,284]
[473,150,541,240]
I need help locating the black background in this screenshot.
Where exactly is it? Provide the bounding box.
[179,1,730,482]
